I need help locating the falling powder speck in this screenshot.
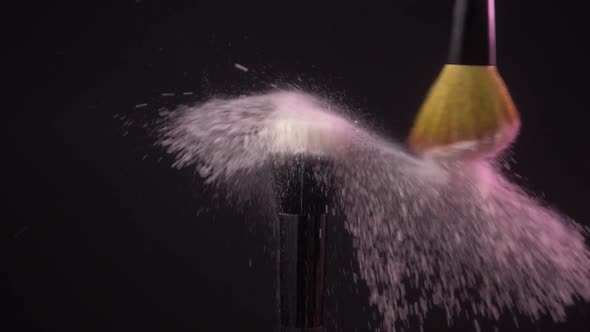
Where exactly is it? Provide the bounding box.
[156,90,590,331]
[234,63,249,72]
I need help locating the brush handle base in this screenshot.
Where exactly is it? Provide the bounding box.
[278,213,327,331]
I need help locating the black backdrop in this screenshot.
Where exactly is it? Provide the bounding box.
[8,1,590,331]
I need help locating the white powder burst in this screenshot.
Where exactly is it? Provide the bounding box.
[156,90,590,331]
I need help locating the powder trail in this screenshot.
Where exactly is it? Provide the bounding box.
[157,90,590,331]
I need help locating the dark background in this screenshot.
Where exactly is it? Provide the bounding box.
[7,0,590,331]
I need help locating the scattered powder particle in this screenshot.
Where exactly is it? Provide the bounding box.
[234,63,249,72]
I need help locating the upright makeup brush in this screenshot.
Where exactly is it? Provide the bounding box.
[277,157,328,332]
[409,0,520,160]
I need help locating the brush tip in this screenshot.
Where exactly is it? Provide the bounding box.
[409,65,520,160]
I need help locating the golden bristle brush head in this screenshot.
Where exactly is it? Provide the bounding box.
[409,0,520,160]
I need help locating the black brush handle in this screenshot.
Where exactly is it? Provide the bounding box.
[448,0,496,65]
[277,158,329,331]
[279,213,327,332]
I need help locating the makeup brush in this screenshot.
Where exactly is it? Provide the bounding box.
[409,0,520,160]
[277,157,328,332]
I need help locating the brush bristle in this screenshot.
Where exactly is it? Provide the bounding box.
[409,64,520,160]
